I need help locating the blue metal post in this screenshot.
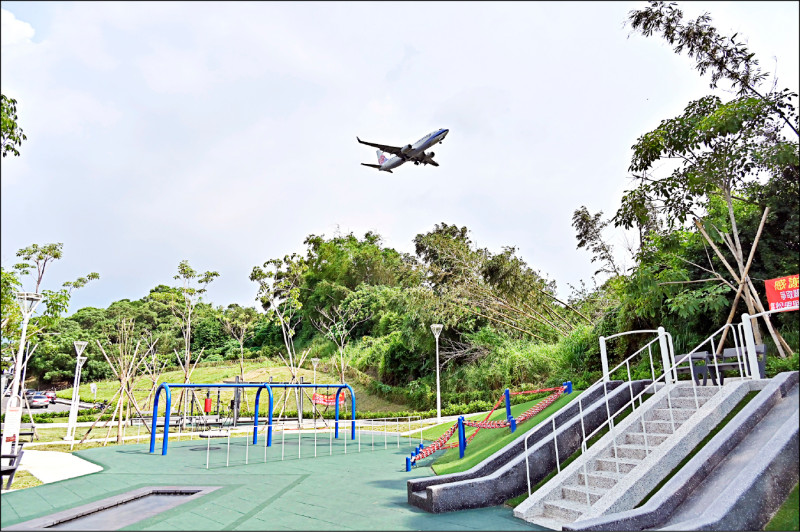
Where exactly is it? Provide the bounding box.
[335,384,356,440]
[160,384,173,456]
[563,381,573,394]
[150,383,169,454]
[458,416,466,458]
[406,457,411,471]
[504,388,516,433]
[253,385,274,446]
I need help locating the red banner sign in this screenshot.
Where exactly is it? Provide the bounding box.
[312,393,345,406]
[764,274,799,311]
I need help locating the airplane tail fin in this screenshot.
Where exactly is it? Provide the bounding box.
[377,150,387,165]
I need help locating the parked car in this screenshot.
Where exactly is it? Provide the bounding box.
[28,393,50,409]
[24,389,38,397]
[44,390,57,403]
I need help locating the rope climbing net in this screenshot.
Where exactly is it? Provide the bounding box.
[410,385,566,464]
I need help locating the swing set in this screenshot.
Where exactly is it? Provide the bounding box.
[148,382,355,455]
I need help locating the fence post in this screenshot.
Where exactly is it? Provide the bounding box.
[458,416,466,459]
[658,327,674,384]
[600,336,610,382]
[741,313,760,380]
[504,389,512,419]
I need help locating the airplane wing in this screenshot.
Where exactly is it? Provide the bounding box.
[356,137,404,156]
[426,159,439,167]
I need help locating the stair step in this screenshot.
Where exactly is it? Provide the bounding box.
[526,514,566,530]
[562,483,605,505]
[643,419,683,434]
[595,456,641,474]
[670,386,717,398]
[646,407,695,422]
[668,396,709,409]
[542,498,590,522]
[578,469,624,489]
[624,431,668,447]
[612,442,653,460]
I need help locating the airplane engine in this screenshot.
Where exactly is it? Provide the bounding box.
[427,151,435,159]
[401,144,413,154]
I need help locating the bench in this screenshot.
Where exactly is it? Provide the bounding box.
[1,447,24,490]
[674,351,711,386]
[705,344,767,385]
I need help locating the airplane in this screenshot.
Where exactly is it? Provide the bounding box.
[357,128,449,173]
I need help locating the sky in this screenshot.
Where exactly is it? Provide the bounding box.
[1,1,798,315]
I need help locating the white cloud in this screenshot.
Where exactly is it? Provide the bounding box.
[1,8,34,46]
[1,1,797,312]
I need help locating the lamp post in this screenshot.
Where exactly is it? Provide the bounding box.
[430,324,443,423]
[64,341,88,441]
[2,292,44,456]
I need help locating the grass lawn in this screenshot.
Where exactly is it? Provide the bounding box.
[4,470,43,491]
[420,389,582,475]
[54,360,410,415]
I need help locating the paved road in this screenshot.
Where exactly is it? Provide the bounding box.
[1,397,88,415]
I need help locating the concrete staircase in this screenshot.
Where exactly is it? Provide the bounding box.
[513,379,760,530]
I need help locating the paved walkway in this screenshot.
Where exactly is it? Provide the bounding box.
[1,433,545,530]
[18,449,103,483]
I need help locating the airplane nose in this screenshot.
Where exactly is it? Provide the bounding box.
[441,129,449,137]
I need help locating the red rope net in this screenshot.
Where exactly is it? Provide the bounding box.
[410,385,565,462]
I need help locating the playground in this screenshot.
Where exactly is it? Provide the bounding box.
[1,419,547,531]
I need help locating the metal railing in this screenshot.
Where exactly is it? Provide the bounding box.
[522,322,756,503]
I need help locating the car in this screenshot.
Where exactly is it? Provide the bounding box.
[44,390,57,403]
[28,393,49,409]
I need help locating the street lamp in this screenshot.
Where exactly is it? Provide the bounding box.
[430,324,443,423]
[2,292,44,455]
[65,341,88,441]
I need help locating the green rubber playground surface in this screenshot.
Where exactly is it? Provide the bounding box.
[1,431,545,531]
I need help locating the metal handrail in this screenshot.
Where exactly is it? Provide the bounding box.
[522,323,752,499]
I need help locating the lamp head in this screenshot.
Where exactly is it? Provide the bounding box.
[430,324,443,339]
[74,341,89,357]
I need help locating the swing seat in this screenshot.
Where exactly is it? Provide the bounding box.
[199,429,229,438]
[312,393,345,407]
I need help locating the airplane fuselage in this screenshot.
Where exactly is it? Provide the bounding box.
[379,128,449,171]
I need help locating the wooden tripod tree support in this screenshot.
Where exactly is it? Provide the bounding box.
[92,318,154,444]
[694,210,792,358]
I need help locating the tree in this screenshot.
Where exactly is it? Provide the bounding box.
[413,223,590,343]
[3,243,99,365]
[619,2,798,356]
[627,1,798,136]
[251,254,310,420]
[1,94,27,158]
[572,206,622,277]
[220,304,260,408]
[311,298,370,383]
[152,260,219,418]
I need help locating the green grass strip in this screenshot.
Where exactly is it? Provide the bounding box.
[430,391,583,475]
